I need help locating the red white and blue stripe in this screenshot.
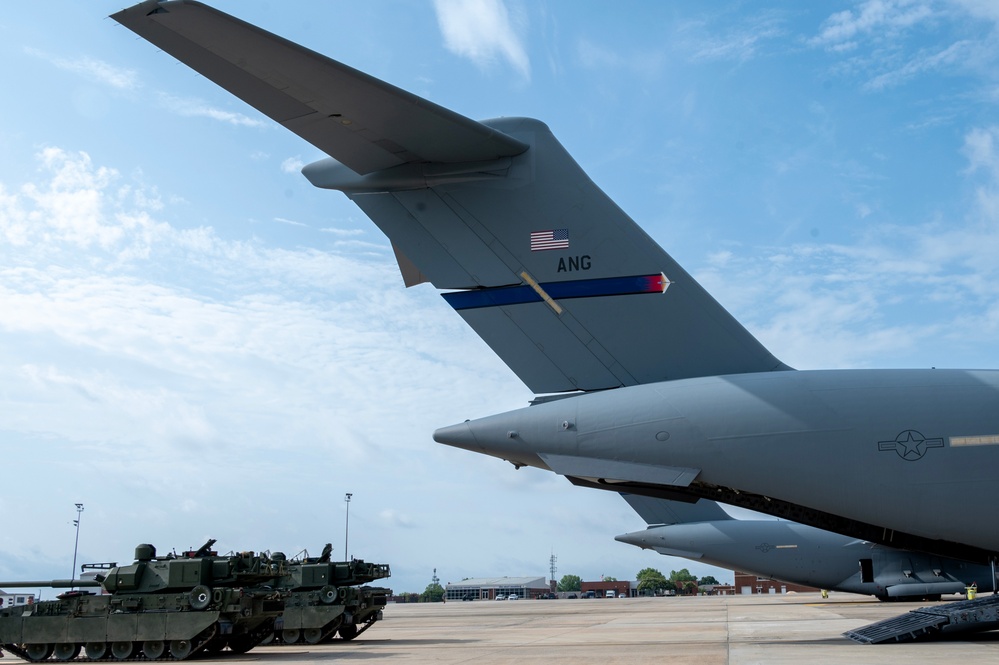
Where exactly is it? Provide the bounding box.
[443,274,669,311]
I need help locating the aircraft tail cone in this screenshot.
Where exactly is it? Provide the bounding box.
[433,421,479,452]
[614,530,654,550]
[434,418,552,472]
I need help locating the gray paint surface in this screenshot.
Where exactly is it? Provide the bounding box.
[617,495,990,599]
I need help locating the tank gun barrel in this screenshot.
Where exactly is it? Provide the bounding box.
[192,538,218,558]
[0,579,103,589]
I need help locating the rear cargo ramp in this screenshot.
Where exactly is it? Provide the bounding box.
[845,594,999,643]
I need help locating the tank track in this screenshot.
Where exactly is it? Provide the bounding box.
[0,624,218,662]
[344,613,381,640]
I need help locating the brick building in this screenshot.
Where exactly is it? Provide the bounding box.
[733,572,819,595]
[580,580,633,598]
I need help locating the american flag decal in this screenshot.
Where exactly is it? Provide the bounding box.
[530,228,569,251]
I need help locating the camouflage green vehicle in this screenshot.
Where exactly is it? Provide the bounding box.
[268,544,390,643]
[266,548,344,645]
[337,584,390,641]
[0,541,286,662]
[329,557,391,641]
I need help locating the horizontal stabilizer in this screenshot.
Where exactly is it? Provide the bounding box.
[111,1,527,175]
[620,493,732,526]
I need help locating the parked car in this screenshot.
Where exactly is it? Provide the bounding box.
[495,594,507,600]
[508,594,519,600]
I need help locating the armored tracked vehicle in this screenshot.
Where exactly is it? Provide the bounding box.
[329,558,391,640]
[0,541,286,662]
[269,544,390,643]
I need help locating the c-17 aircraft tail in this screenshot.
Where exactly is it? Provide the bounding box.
[111,0,789,396]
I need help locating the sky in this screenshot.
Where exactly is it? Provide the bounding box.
[1,0,998,597]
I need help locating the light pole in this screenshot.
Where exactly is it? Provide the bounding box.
[71,503,84,590]
[344,493,352,561]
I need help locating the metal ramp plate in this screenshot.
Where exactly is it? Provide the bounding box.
[845,595,999,644]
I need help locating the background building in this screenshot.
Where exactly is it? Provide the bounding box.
[445,577,550,600]
[580,580,634,598]
[0,591,35,607]
[733,572,818,595]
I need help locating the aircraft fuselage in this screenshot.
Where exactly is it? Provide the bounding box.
[616,520,992,599]
[435,368,999,559]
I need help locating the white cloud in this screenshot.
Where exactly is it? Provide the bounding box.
[379,509,416,528]
[863,39,972,89]
[274,217,307,227]
[281,156,305,173]
[0,147,543,592]
[697,127,999,371]
[807,1,999,92]
[320,227,365,237]
[0,147,168,255]
[963,126,999,222]
[682,14,786,63]
[811,0,936,51]
[952,0,999,23]
[0,148,509,444]
[25,47,139,89]
[433,0,530,80]
[575,38,665,78]
[963,125,999,177]
[157,92,267,127]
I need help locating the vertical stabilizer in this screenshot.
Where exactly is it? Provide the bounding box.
[326,117,790,393]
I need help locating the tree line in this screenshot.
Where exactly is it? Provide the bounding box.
[557,568,720,595]
[402,568,724,602]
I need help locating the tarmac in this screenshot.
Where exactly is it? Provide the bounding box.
[234,593,999,664]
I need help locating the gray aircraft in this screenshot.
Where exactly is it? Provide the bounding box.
[616,494,992,600]
[113,1,999,591]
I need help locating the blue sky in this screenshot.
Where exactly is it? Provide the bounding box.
[1,0,998,595]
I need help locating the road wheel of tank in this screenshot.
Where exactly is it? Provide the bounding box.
[167,640,193,660]
[258,633,275,646]
[25,643,54,661]
[338,624,358,641]
[319,585,338,604]
[53,643,81,661]
[189,585,212,611]
[84,642,108,660]
[142,640,166,660]
[303,628,324,645]
[110,641,136,660]
[281,629,301,644]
